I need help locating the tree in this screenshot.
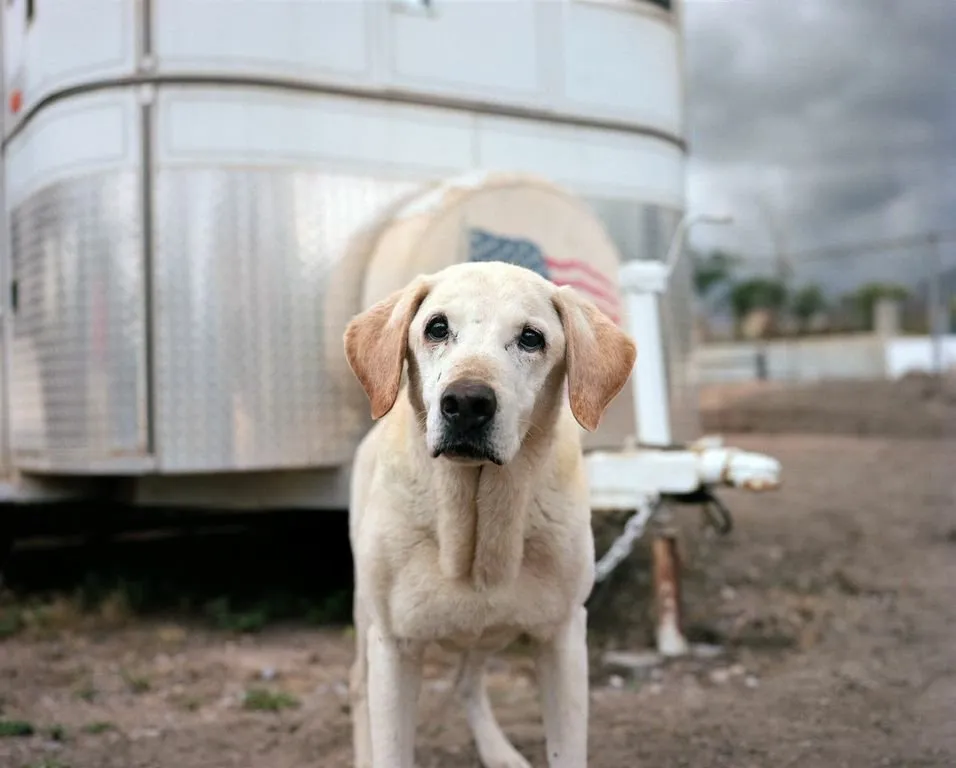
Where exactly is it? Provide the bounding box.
[692,249,739,305]
[728,277,789,323]
[790,283,827,332]
[850,282,909,330]
[728,277,789,338]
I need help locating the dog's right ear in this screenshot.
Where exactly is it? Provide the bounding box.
[552,285,637,432]
[344,277,431,420]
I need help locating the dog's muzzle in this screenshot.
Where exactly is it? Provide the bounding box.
[434,380,501,464]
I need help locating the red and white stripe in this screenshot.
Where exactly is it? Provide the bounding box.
[543,256,623,325]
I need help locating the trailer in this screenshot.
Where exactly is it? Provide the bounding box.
[1,0,779,655]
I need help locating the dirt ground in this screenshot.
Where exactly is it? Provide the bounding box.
[699,371,956,439]
[2,379,955,768]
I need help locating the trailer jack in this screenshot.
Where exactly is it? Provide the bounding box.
[587,438,781,657]
[583,253,783,657]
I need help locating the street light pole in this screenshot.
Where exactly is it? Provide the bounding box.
[663,212,734,274]
[927,233,943,375]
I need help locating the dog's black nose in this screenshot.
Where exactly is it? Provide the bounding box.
[440,380,497,432]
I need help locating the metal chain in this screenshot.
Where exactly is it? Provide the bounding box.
[594,496,659,583]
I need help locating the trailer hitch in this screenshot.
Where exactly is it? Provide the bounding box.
[586,439,780,656]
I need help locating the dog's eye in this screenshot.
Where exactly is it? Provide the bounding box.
[424,315,450,342]
[518,327,545,351]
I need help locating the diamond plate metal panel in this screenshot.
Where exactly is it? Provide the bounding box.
[152,170,419,472]
[8,173,150,470]
[584,197,699,443]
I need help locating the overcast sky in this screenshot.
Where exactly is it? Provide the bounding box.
[683,0,956,293]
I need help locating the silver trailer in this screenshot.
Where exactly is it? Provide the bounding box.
[1,0,786,657]
[1,0,694,509]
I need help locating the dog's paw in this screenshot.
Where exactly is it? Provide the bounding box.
[480,747,532,768]
[485,758,532,768]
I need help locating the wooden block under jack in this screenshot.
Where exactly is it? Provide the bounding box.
[652,533,690,657]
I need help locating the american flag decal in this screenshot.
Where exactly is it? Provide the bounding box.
[467,227,622,324]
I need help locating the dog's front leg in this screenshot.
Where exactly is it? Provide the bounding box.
[535,606,589,768]
[367,623,423,768]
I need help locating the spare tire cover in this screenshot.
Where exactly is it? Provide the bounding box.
[361,171,636,452]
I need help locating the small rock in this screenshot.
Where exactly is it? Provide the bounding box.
[744,675,760,689]
[838,662,879,692]
[602,650,662,671]
[729,664,746,677]
[157,626,187,645]
[834,568,862,596]
[720,586,737,601]
[608,675,625,690]
[130,727,162,740]
[709,668,730,685]
[260,667,278,681]
[691,643,724,659]
[648,683,663,695]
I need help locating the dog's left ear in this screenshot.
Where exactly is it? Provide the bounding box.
[344,276,431,420]
[553,285,637,432]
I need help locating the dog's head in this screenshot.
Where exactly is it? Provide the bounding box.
[344,262,636,466]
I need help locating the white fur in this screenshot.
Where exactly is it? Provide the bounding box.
[410,267,569,464]
[344,262,636,768]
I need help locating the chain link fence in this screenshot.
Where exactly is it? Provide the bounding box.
[694,231,956,386]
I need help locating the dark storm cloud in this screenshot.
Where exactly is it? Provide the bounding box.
[684,0,956,288]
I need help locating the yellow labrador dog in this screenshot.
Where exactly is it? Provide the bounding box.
[343,261,636,768]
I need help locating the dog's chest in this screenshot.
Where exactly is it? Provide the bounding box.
[386,537,586,644]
